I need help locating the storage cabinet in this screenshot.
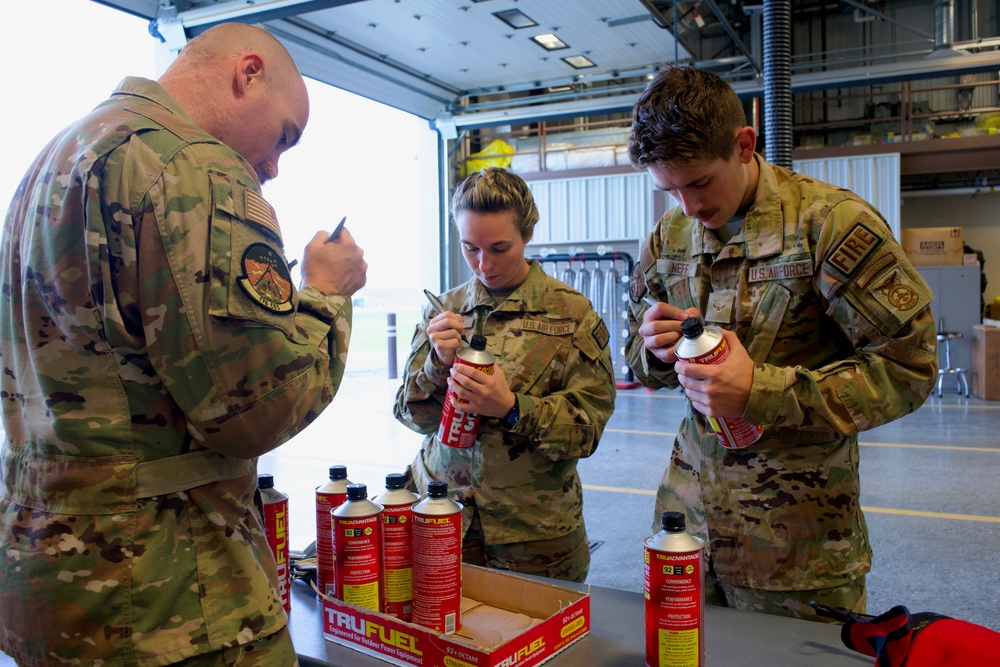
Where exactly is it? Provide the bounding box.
[915,266,981,382]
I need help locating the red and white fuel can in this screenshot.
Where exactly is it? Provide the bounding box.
[331,483,383,612]
[674,316,764,449]
[437,334,495,449]
[373,473,420,621]
[258,473,290,612]
[644,511,705,667]
[412,480,464,634]
[316,465,352,597]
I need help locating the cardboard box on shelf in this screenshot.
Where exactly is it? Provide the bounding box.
[902,227,963,266]
[972,324,1000,400]
[322,565,590,667]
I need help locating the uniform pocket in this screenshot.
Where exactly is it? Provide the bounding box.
[206,175,297,340]
[500,320,572,396]
[744,282,791,363]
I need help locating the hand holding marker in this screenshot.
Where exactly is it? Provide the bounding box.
[424,288,470,346]
[328,215,347,242]
[288,216,346,270]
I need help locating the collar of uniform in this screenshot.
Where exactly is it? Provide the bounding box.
[690,216,724,256]
[464,260,549,315]
[738,155,786,260]
[112,77,200,130]
[113,76,260,189]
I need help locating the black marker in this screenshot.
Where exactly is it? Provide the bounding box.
[327,215,347,242]
[423,289,470,345]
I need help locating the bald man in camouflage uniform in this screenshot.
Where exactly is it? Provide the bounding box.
[0,24,366,666]
[625,67,937,621]
[394,168,615,583]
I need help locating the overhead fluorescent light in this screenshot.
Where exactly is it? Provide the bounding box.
[532,33,569,51]
[493,9,538,29]
[563,55,596,69]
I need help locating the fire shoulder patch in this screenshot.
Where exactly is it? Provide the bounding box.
[826,222,882,278]
[238,243,294,314]
[592,319,610,349]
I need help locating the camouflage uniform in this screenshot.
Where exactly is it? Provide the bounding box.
[626,157,937,600]
[394,261,615,581]
[0,78,352,665]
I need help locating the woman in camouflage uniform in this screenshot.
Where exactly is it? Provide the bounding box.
[394,168,616,583]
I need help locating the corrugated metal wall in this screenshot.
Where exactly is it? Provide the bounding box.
[527,155,900,243]
[527,171,657,244]
[793,153,902,238]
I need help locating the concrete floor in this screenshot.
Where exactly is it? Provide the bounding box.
[2,370,997,665]
[257,370,1000,632]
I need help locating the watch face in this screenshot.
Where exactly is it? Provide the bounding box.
[504,403,519,427]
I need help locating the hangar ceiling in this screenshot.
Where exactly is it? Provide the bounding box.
[95,0,1000,132]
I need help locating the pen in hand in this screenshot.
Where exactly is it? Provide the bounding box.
[423,288,470,345]
[328,216,347,242]
[287,215,348,270]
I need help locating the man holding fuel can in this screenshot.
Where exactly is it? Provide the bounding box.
[624,66,938,622]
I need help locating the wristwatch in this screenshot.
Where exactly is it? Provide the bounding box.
[501,396,521,430]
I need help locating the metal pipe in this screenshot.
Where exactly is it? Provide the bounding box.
[934,0,956,50]
[764,0,793,168]
[701,0,762,75]
[839,0,933,39]
[902,186,1000,198]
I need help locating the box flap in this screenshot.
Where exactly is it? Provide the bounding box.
[462,565,588,618]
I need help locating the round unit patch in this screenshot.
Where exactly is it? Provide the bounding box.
[888,283,919,310]
[238,243,294,314]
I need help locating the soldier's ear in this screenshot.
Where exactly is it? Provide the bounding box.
[735,126,756,163]
[234,53,265,96]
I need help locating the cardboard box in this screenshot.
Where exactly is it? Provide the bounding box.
[322,565,590,667]
[902,227,963,266]
[972,324,1000,400]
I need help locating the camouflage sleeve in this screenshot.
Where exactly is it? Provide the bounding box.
[511,307,617,461]
[745,202,938,435]
[624,228,681,390]
[136,150,351,458]
[393,303,451,435]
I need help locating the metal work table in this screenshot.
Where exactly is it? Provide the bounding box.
[288,579,870,667]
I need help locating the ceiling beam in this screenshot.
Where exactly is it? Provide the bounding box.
[448,49,1000,129]
[151,0,365,37]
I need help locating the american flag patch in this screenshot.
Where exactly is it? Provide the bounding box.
[245,189,282,242]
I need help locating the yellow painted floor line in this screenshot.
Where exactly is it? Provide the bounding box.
[616,391,685,400]
[605,428,676,437]
[861,506,1000,523]
[859,442,1000,453]
[617,389,1000,410]
[583,484,656,496]
[927,402,1000,410]
[604,429,999,454]
[582,486,1000,523]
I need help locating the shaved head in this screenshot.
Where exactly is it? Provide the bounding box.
[167,23,299,87]
[160,23,309,184]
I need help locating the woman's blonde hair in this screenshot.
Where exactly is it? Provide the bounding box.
[451,167,539,240]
